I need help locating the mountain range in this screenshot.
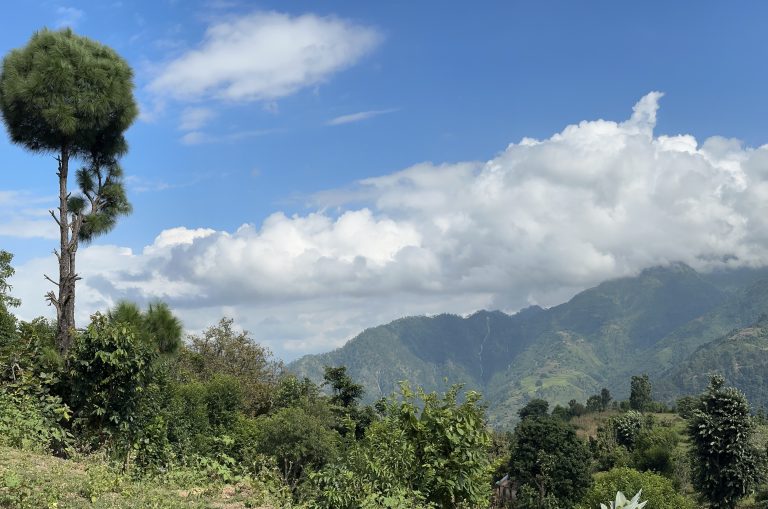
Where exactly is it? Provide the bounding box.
[288,263,768,427]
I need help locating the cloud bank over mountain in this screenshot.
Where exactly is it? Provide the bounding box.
[13,93,768,358]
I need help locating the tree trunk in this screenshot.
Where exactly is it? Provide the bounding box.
[54,146,76,355]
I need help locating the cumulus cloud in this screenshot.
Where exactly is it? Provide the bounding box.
[149,11,381,102]
[13,93,768,359]
[327,108,398,126]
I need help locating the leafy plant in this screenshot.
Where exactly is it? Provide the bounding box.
[600,490,647,509]
[67,314,156,453]
[577,467,695,509]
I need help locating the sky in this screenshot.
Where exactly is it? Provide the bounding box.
[3,1,768,361]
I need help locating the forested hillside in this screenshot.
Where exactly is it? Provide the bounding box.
[291,263,768,426]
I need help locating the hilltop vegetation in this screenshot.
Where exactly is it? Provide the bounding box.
[3,248,768,507]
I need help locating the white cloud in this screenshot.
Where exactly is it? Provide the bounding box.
[0,192,57,239]
[180,128,279,145]
[14,92,768,360]
[150,11,381,102]
[326,108,398,126]
[55,6,84,28]
[179,107,216,130]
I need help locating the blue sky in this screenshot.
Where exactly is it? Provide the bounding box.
[3,1,768,360]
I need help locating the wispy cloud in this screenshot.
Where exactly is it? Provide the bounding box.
[55,6,84,28]
[179,107,217,131]
[149,11,381,102]
[180,128,281,145]
[326,108,398,126]
[0,191,57,239]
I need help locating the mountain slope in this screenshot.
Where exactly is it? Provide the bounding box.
[289,264,768,427]
[656,317,768,409]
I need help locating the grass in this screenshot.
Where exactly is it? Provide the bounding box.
[570,411,686,441]
[0,446,287,509]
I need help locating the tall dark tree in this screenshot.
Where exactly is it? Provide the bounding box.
[323,365,364,408]
[630,374,653,412]
[688,375,763,509]
[0,29,137,354]
[600,387,612,411]
[518,398,549,421]
[508,414,592,507]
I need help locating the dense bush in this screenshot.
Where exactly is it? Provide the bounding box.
[311,384,492,509]
[509,412,592,508]
[67,314,157,451]
[0,389,71,453]
[577,467,695,509]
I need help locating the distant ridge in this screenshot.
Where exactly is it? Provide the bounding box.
[289,263,768,427]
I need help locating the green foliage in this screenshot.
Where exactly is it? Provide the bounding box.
[0,315,70,454]
[576,467,694,509]
[688,374,764,509]
[676,395,699,419]
[601,388,612,412]
[252,405,340,490]
[0,389,71,453]
[67,314,156,448]
[629,375,653,412]
[516,483,560,509]
[0,251,19,348]
[203,374,244,429]
[587,394,603,413]
[180,317,282,416]
[0,28,137,156]
[324,365,365,408]
[0,251,20,310]
[509,413,592,508]
[631,426,679,476]
[395,384,491,507]
[74,158,132,243]
[590,426,631,472]
[274,373,322,410]
[610,411,644,449]
[108,300,182,355]
[519,398,549,420]
[144,302,183,355]
[311,384,492,509]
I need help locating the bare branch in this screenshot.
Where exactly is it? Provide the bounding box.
[45,291,60,311]
[43,274,60,287]
[49,209,61,226]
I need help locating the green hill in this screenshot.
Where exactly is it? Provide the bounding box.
[289,263,768,427]
[656,317,768,409]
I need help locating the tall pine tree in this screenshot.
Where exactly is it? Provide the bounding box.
[0,29,137,354]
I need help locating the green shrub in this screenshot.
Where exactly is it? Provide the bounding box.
[310,384,491,509]
[577,467,695,509]
[510,413,592,508]
[204,374,244,429]
[253,405,340,490]
[632,426,679,476]
[611,411,644,449]
[67,314,156,449]
[0,390,70,453]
